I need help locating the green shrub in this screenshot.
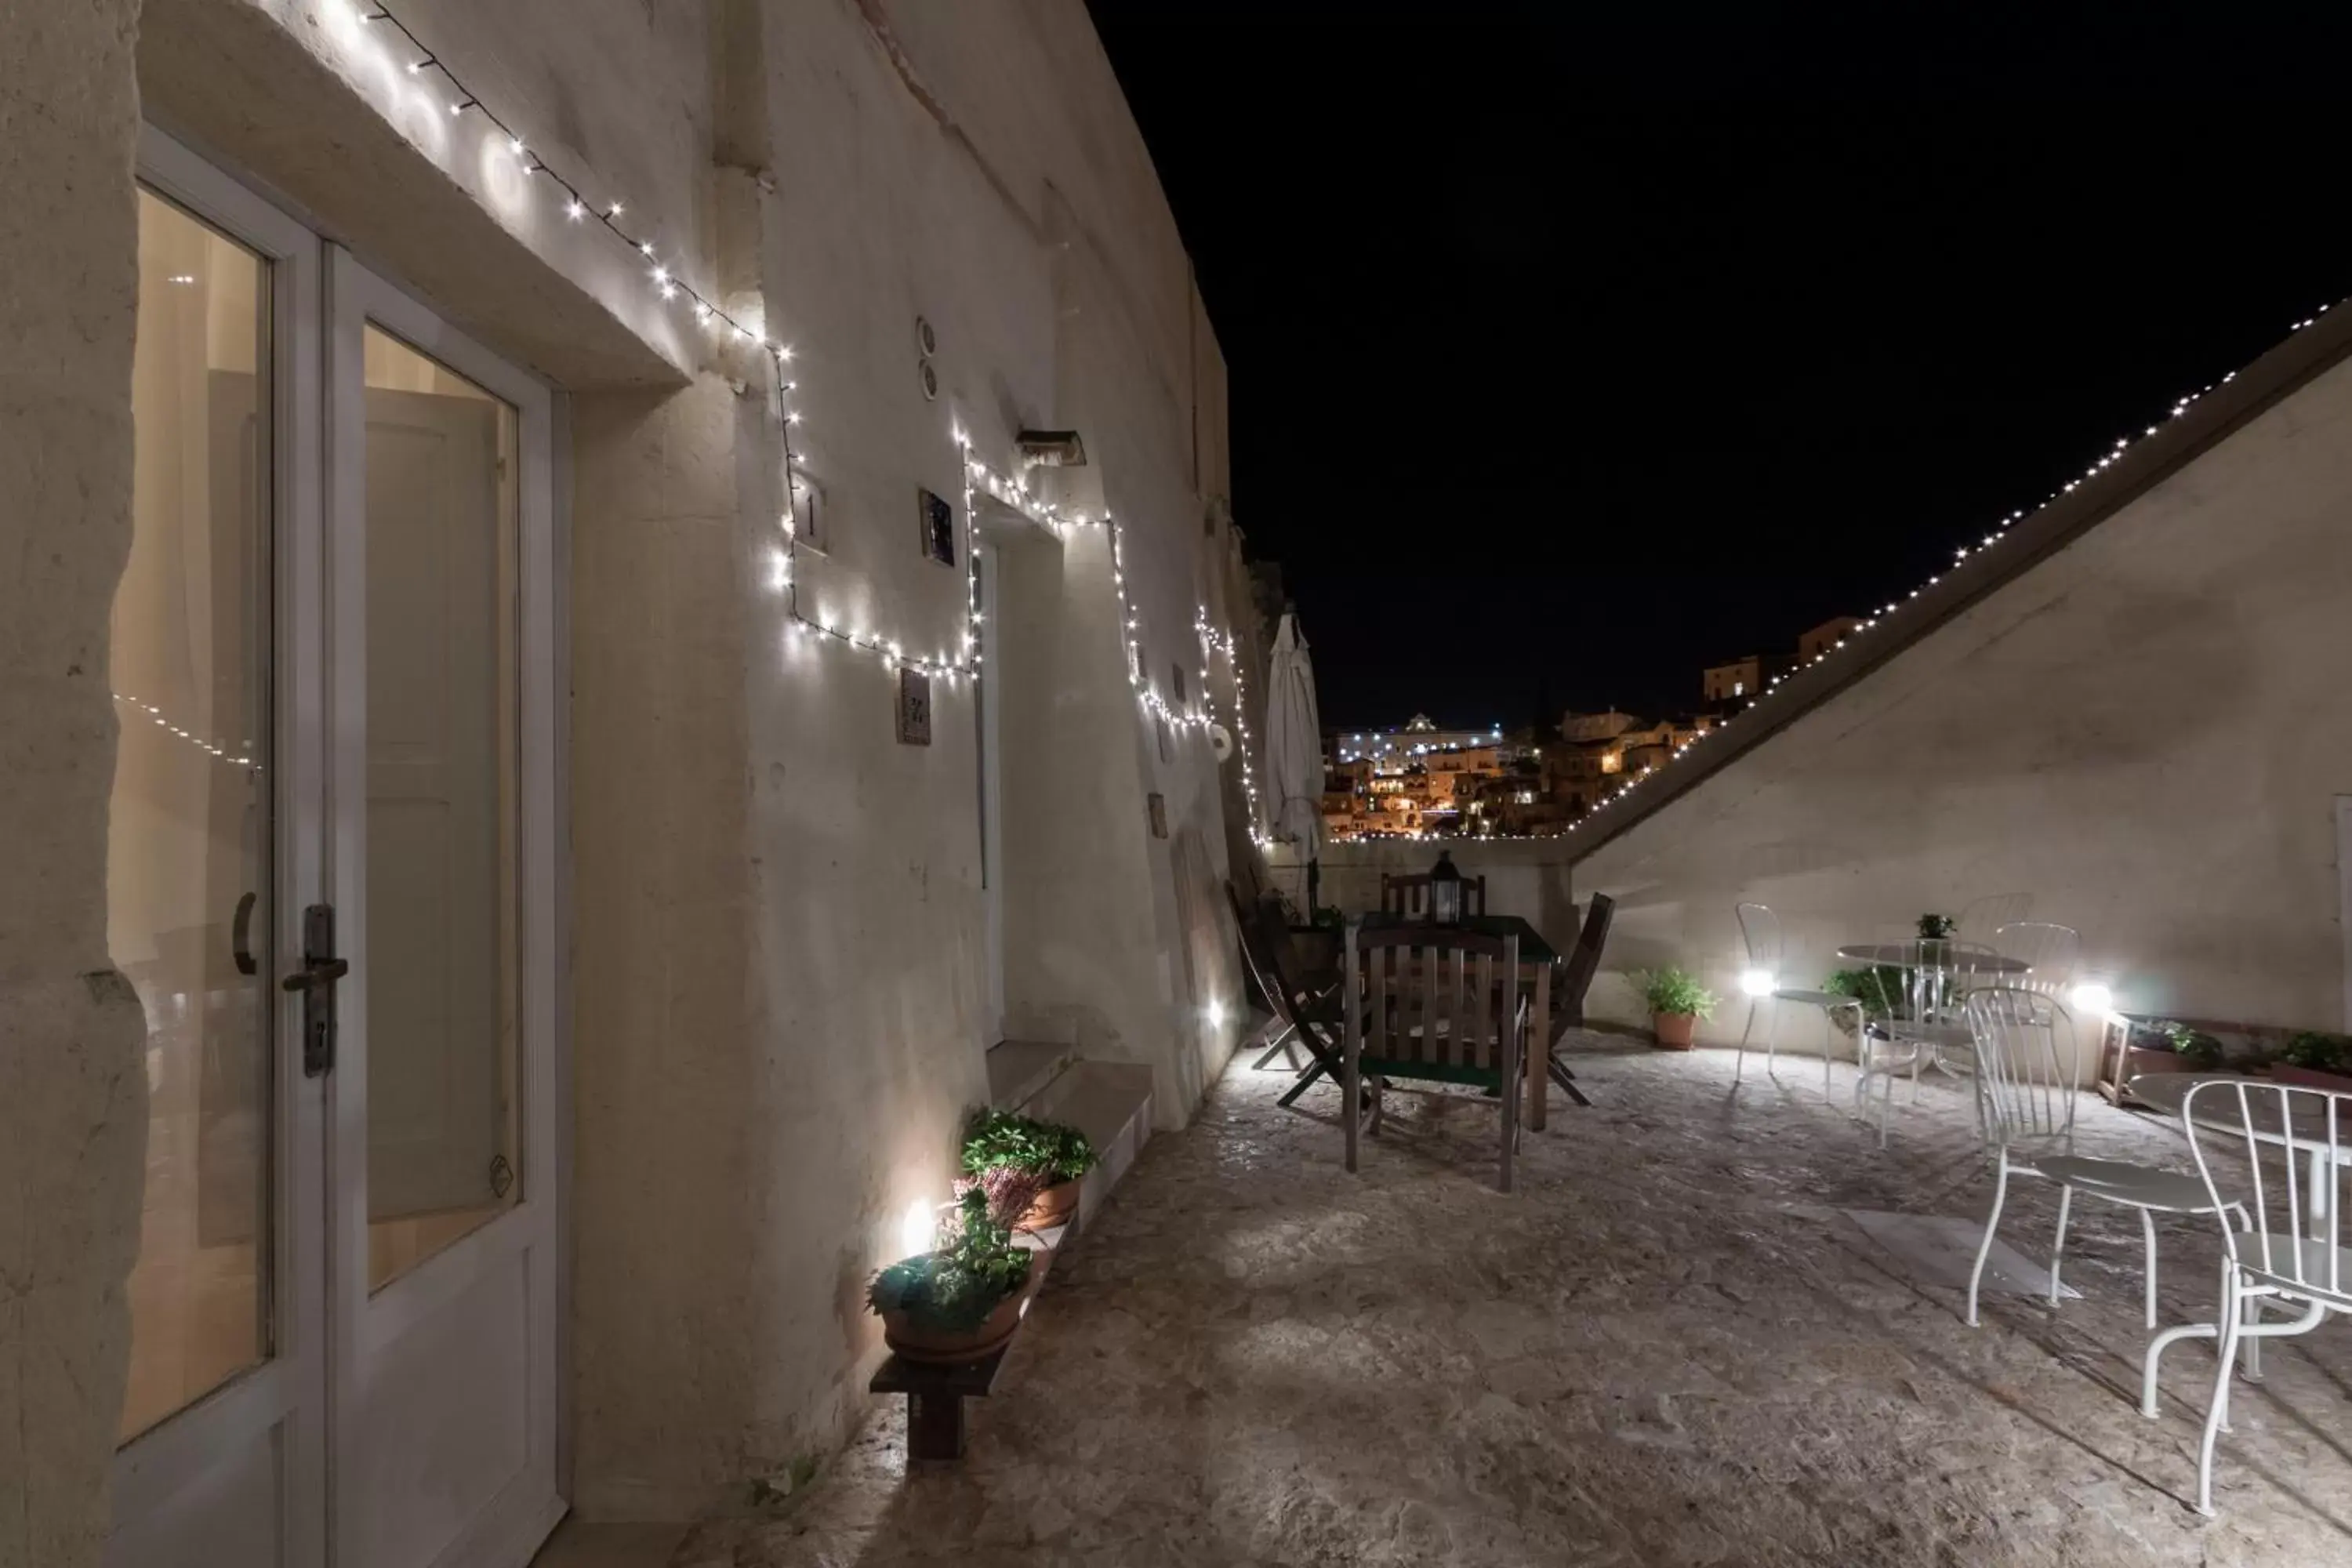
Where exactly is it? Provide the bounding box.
[1915,913,1957,939]
[2141,1019,2224,1071]
[961,1109,1099,1185]
[1824,966,1909,1016]
[1635,966,1718,1021]
[2279,1031,2352,1076]
[866,1186,1032,1333]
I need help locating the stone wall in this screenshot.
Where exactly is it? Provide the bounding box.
[0,5,150,1567]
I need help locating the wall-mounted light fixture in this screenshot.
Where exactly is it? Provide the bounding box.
[1016,430,1088,468]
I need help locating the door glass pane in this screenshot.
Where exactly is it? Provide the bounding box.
[361,326,523,1291]
[117,189,272,1443]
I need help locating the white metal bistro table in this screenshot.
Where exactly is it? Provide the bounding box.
[1833,943,2031,975]
[1835,943,2030,1083]
[2128,1072,2352,1417]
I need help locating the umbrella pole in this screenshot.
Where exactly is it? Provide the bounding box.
[1307,857,1320,920]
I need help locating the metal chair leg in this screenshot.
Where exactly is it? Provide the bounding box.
[1968,1160,2011,1327]
[2048,1184,2074,1307]
[2140,1207,2159,1330]
[2196,1265,2244,1517]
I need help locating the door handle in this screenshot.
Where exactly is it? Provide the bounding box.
[281,957,350,993]
[283,904,343,1076]
[232,891,259,975]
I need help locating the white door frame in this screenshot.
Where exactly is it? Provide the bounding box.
[109,125,568,1568]
[325,249,564,1568]
[2338,795,2352,1033]
[110,122,331,1568]
[977,535,1005,1040]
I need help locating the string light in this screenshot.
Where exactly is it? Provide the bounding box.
[1537,299,2344,840]
[112,692,256,770]
[337,0,1257,775]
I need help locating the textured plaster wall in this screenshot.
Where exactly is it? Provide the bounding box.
[24,0,1243,1537]
[0,4,151,1567]
[568,0,1245,1520]
[1571,354,2352,1061]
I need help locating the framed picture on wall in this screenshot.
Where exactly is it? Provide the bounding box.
[897,667,932,745]
[916,487,956,567]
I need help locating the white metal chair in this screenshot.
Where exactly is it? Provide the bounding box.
[1993,920,2080,1003]
[1962,988,2246,1330]
[1731,901,1860,1094]
[1853,938,1987,1145]
[1957,891,2033,948]
[2142,1078,2352,1516]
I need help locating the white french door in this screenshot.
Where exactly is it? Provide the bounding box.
[323,249,562,1568]
[110,132,562,1568]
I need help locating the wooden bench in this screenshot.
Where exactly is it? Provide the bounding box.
[868,1345,1009,1461]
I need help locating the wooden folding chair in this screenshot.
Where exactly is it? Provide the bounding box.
[1543,892,1615,1106]
[1341,922,1524,1192]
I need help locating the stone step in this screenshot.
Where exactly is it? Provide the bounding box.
[1023,1059,1155,1234]
[984,1038,1080,1112]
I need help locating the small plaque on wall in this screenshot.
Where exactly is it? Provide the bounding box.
[897,667,932,745]
[917,488,956,566]
[1148,793,1169,839]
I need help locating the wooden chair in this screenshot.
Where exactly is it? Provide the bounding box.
[1379,871,1488,920]
[1538,892,1615,1107]
[1341,922,1524,1192]
[1227,884,1301,1071]
[1224,886,1347,1102]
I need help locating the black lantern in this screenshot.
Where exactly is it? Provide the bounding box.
[1429,850,1463,927]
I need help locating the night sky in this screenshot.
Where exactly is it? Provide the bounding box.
[1085,1,2352,730]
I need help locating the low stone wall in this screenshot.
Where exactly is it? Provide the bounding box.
[1265,839,1581,956]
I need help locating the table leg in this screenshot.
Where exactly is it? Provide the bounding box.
[906,1392,965,1461]
[1526,962,1550,1131]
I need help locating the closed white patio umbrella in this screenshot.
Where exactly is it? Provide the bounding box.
[1264,611,1326,913]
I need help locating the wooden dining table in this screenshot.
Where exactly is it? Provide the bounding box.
[1359,913,1559,1130]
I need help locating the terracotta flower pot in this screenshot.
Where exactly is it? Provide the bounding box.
[2270,1064,2352,1094]
[1653,1011,1697,1051]
[1021,1178,1080,1230]
[880,1254,1037,1364]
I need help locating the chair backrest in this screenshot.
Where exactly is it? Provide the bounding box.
[1380,871,1486,919]
[1909,938,2002,1021]
[1733,901,1783,973]
[1226,883,1286,1018]
[1251,896,1319,1014]
[1556,892,1616,1025]
[1381,873,1428,916]
[1965,986,2077,1152]
[1958,892,2034,947]
[1994,921,2080,1000]
[2181,1078,2352,1308]
[1342,922,1520,1072]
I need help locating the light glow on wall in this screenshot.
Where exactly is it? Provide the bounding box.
[896,1199,937,1260]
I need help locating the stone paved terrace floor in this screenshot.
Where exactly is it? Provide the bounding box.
[678,1039,2352,1567]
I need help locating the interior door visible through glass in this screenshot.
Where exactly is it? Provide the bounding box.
[359,325,524,1291]
[115,188,273,1443]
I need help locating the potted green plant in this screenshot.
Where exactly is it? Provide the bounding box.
[1822,966,1906,1034]
[1915,913,1957,940]
[2270,1031,2352,1093]
[1635,966,1717,1051]
[961,1109,1100,1229]
[866,1185,1037,1363]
